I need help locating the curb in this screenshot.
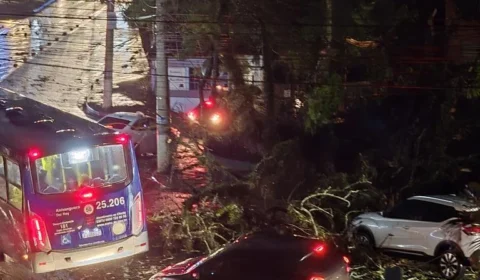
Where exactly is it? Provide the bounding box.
[33,0,57,14]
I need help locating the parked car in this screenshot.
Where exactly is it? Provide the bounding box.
[97,112,156,155]
[186,99,229,130]
[349,194,480,279]
[149,231,351,280]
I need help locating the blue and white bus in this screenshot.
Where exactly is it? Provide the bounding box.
[0,92,148,273]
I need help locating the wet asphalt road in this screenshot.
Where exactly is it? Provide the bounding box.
[0,0,147,118]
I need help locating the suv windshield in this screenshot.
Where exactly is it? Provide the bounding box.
[34,144,128,194]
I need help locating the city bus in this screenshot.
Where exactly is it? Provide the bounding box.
[0,92,148,273]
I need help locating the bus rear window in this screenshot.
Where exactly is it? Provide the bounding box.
[34,144,128,194]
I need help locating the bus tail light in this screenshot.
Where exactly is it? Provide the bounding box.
[28,148,41,159]
[29,212,52,253]
[76,188,96,202]
[132,193,144,235]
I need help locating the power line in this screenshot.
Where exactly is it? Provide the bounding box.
[1,57,479,90]
[3,11,480,28]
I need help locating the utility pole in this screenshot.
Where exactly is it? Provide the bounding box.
[155,0,170,172]
[103,0,115,110]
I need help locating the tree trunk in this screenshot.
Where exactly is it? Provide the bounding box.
[222,51,244,87]
[156,0,171,173]
[260,20,275,148]
[139,25,156,94]
[211,49,219,98]
[103,0,115,110]
[198,55,213,117]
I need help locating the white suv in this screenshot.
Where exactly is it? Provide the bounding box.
[349,194,480,279]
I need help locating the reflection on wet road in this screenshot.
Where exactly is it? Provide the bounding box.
[0,0,147,118]
[0,0,104,82]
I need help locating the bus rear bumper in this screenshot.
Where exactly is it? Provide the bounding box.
[31,231,149,273]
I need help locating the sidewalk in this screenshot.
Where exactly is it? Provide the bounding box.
[0,3,148,119]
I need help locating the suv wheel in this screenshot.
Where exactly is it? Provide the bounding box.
[354,230,374,248]
[438,251,464,280]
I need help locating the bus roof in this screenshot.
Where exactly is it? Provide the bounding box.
[0,90,112,156]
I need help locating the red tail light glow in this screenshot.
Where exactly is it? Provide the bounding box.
[28,148,41,159]
[309,276,324,280]
[343,255,351,273]
[78,189,94,200]
[82,192,93,199]
[115,134,129,144]
[29,212,51,252]
[463,225,480,235]
[205,100,213,107]
[313,244,325,254]
[132,193,144,235]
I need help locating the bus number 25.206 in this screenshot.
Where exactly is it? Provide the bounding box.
[96,197,126,209]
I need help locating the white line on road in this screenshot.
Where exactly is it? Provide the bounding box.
[0,86,14,93]
[0,4,107,83]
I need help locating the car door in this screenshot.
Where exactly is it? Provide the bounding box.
[402,202,459,255]
[142,117,157,154]
[381,200,427,251]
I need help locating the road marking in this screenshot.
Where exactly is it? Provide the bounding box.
[33,0,58,13]
[0,86,25,97]
[92,6,106,18]
[0,86,15,93]
[0,4,107,83]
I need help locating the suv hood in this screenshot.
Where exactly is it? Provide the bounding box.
[355,212,383,220]
[152,256,205,278]
[357,212,383,219]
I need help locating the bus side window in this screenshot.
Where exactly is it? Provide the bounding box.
[6,160,22,210]
[0,156,6,200]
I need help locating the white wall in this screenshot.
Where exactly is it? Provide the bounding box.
[170,97,200,113]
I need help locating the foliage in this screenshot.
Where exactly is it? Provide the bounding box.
[305,74,344,131]
[466,62,480,99]
[129,0,480,279]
